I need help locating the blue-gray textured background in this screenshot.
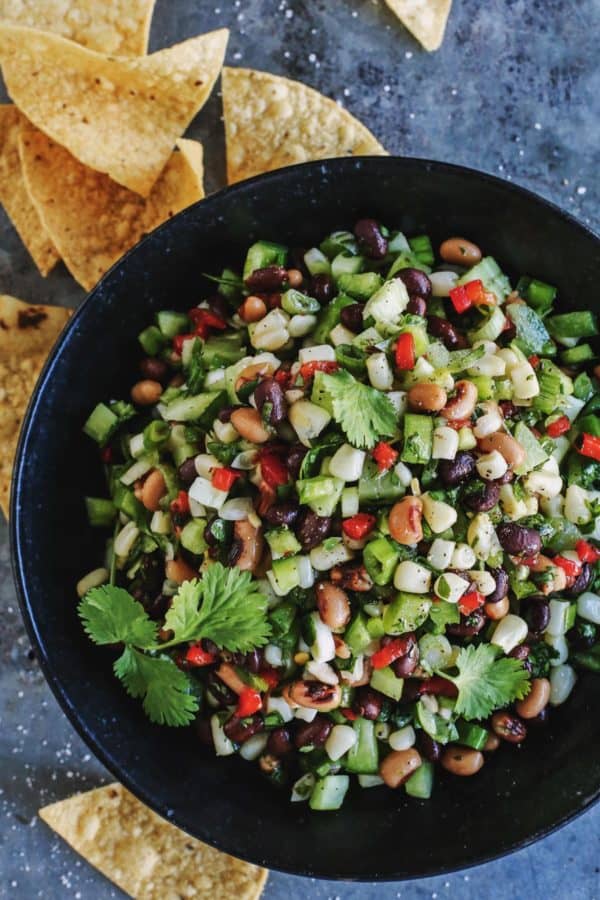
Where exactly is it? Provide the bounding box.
[1,0,599,897]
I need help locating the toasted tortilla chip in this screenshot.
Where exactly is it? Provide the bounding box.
[222,67,387,184]
[0,25,228,196]
[39,783,268,900]
[0,105,59,275]
[20,121,204,291]
[0,0,155,55]
[0,294,70,517]
[385,0,452,52]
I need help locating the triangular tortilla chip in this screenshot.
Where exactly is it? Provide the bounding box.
[385,0,452,52]
[222,67,387,184]
[39,783,268,900]
[0,25,228,196]
[20,121,204,291]
[0,294,70,517]
[0,105,59,275]
[0,0,156,55]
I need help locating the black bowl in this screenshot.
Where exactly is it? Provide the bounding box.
[12,157,600,881]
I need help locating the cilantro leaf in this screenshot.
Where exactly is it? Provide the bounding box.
[114,646,198,727]
[441,644,531,721]
[186,338,206,395]
[319,370,397,449]
[528,642,560,678]
[160,564,271,652]
[78,586,157,647]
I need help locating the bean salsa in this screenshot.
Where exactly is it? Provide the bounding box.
[79,221,600,810]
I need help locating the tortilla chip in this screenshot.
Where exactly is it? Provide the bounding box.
[222,67,387,185]
[0,0,156,55]
[20,121,204,291]
[0,294,70,517]
[0,105,59,275]
[39,783,268,900]
[0,25,228,196]
[384,0,452,52]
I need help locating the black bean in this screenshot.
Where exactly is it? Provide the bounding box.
[417,732,442,763]
[566,562,592,598]
[308,274,335,303]
[438,451,476,486]
[521,596,550,635]
[140,356,169,383]
[245,265,288,292]
[394,267,432,300]
[407,296,427,316]
[464,481,500,512]
[447,608,487,638]
[491,712,527,744]
[224,715,264,744]
[244,648,263,674]
[354,218,388,259]
[390,634,419,678]
[496,523,542,557]
[353,687,385,721]
[206,670,237,707]
[499,400,519,420]
[399,680,423,703]
[330,563,373,592]
[427,315,468,350]
[294,715,332,749]
[340,303,365,333]
[295,508,332,551]
[264,501,300,527]
[254,377,288,424]
[287,444,308,480]
[217,404,242,423]
[178,457,198,485]
[207,293,230,320]
[508,643,530,661]
[567,620,597,650]
[267,727,293,756]
[486,567,509,604]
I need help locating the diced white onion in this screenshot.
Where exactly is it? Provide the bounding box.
[231,450,259,470]
[210,715,236,756]
[394,560,432,593]
[329,443,366,482]
[358,774,385,788]
[325,724,358,761]
[491,614,528,654]
[467,569,497,596]
[394,460,413,487]
[250,309,290,351]
[473,402,504,438]
[468,354,506,377]
[310,539,354,571]
[451,543,477,570]
[330,323,357,346]
[289,314,318,337]
[240,733,269,761]
[422,494,457,533]
[523,471,563,499]
[213,419,238,443]
[545,633,569,665]
[432,425,459,460]
[511,362,540,399]
[114,521,139,558]
[564,485,591,525]
[298,344,336,364]
[499,484,529,521]
[194,453,220,479]
[430,270,459,297]
[546,599,572,636]
[150,510,171,534]
[295,707,318,722]
[291,772,316,802]
[467,512,501,561]
[305,660,339,685]
[310,613,336,663]
[389,725,416,751]
[267,694,294,723]
[297,555,315,589]
[189,476,228,510]
[220,498,255,521]
[427,538,456,571]
[341,487,360,518]
[576,592,600,625]
[419,633,453,670]
[434,571,469,604]
[289,400,332,448]
[120,458,153,486]
[366,352,394,391]
[129,433,145,458]
[387,391,408,417]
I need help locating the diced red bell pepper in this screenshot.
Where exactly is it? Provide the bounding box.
[553,555,582,578]
[447,418,472,431]
[395,332,415,370]
[521,554,540,568]
[458,591,485,615]
[274,368,293,389]
[188,307,228,339]
[299,360,339,382]
[418,676,458,698]
[576,539,600,564]
[371,635,414,670]
[185,644,216,667]
[259,449,289,488]
[100,445,114,463]
[546,415,571,438]
[528,355,540,369]
[341,708,358,721]
[170,490,190,517]
[449,279,485,313]
[342,513,377,541]
[237,687,262,717]
[172,332,196,355]
[372,441,399,472]
[211,466,241,491]
[579,433,600,462]
[259,667,280,690]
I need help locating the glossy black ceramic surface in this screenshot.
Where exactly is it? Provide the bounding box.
[11,158,600,880]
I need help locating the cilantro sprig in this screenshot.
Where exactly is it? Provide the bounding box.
[78,563,271,727]
[319,369,397,449]
[440,644,531,721]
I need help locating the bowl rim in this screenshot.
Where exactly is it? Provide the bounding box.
[10,155,600,882]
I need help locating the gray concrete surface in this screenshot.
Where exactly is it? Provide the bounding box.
[1,0,599,897]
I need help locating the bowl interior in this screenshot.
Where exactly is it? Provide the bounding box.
[12,157,600,880]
